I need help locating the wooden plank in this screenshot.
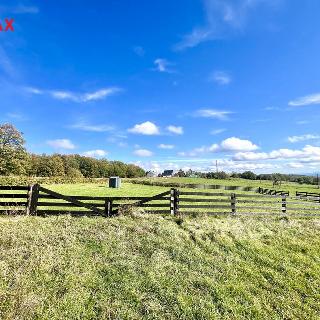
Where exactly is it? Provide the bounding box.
[179,191,232,197]
[37,202,105,207]
[39,186,104,215]
[237,200,281,204]
[37,210,100,216]
[178,198,230,203]
[287,207,320,212]
[0,201,27,206]
[236,206,280,210]
[0,186,29,190]
[143,210,170,214]
[0,194,28,198]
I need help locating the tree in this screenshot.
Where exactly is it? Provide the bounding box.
[240,171,256,180]
[0,123,30,175]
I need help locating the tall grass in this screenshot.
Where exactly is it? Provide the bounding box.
[0,215,319,319]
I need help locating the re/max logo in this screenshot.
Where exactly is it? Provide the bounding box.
[0,19,14,32]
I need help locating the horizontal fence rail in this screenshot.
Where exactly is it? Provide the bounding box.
[296,191,320,203]
[0,184,319,217]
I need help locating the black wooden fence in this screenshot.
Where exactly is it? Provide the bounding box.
[1,184,319,217]
[296,191,320,203]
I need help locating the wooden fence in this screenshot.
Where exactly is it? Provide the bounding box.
[0,185,319,217]
[296,191,320,203]
[258,187,289,196]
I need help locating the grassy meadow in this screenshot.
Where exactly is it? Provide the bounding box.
[0,177,320,319]
[0,214,320,319]
[42,177,320,198]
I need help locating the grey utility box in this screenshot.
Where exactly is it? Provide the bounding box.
[109,176,121,188]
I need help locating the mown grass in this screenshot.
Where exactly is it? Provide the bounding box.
[0,214,320,319]
[128,177,320,195]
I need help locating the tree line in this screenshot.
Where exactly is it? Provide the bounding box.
[174,169,319,185]
[0,123,145,178]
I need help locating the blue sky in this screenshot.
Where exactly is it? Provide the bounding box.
[1,0,320,174]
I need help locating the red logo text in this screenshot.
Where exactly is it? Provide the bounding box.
[0,19,14,32]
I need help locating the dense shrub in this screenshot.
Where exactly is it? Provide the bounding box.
[0,175,108,186]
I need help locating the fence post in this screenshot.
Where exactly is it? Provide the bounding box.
[170,188,175,215]
[26,184,40,215]
[282,194,287,214]
[104,198,113,217]
[231,193,236,215]
[174,189,180,216]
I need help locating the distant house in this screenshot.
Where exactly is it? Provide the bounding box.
[146,171,156,177]
[162,170,174,177]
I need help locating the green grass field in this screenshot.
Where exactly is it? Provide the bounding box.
[0,215,319,319]
[1,178,320,319]
[126,177,320,196]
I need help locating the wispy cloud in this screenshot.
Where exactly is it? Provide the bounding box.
[82,150,108,158]
[46,139,75,150]
[210,71,232,85]
[70,122,114,132]
[153,59,175,73]
[6,112,27,121]
[166,125,184,135]
[134,149,153,157]
[289,93,320,107]
[233,145,320,162]
[287,134,320,143]
[133,46,145,57]
[128,121,160,135]
[195,109,233,120]
[174,0,280,50]
[0,46,17,79]
[210,128,226,135]
[0,4,39,14]
[25,86,122,103]
[158,144,175,150]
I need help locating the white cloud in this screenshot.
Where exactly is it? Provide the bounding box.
[26,86,121,103]
[288,162,304,169]
[46,139,75,150]
[210,71,232,85]
[195,109,232,120]
[233,145,320,161]
[289,93,320,107]
[210,128,226,135]
[154,59,174,73]
[158,144,175,149]
[220,137,259,151]
[179,137,258,157]
[82,150,108,158]
[134,149,153,157]
[128,121,160,135]
[288,134,320,143]
[70,122,114,132]
[166,125,183,135]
